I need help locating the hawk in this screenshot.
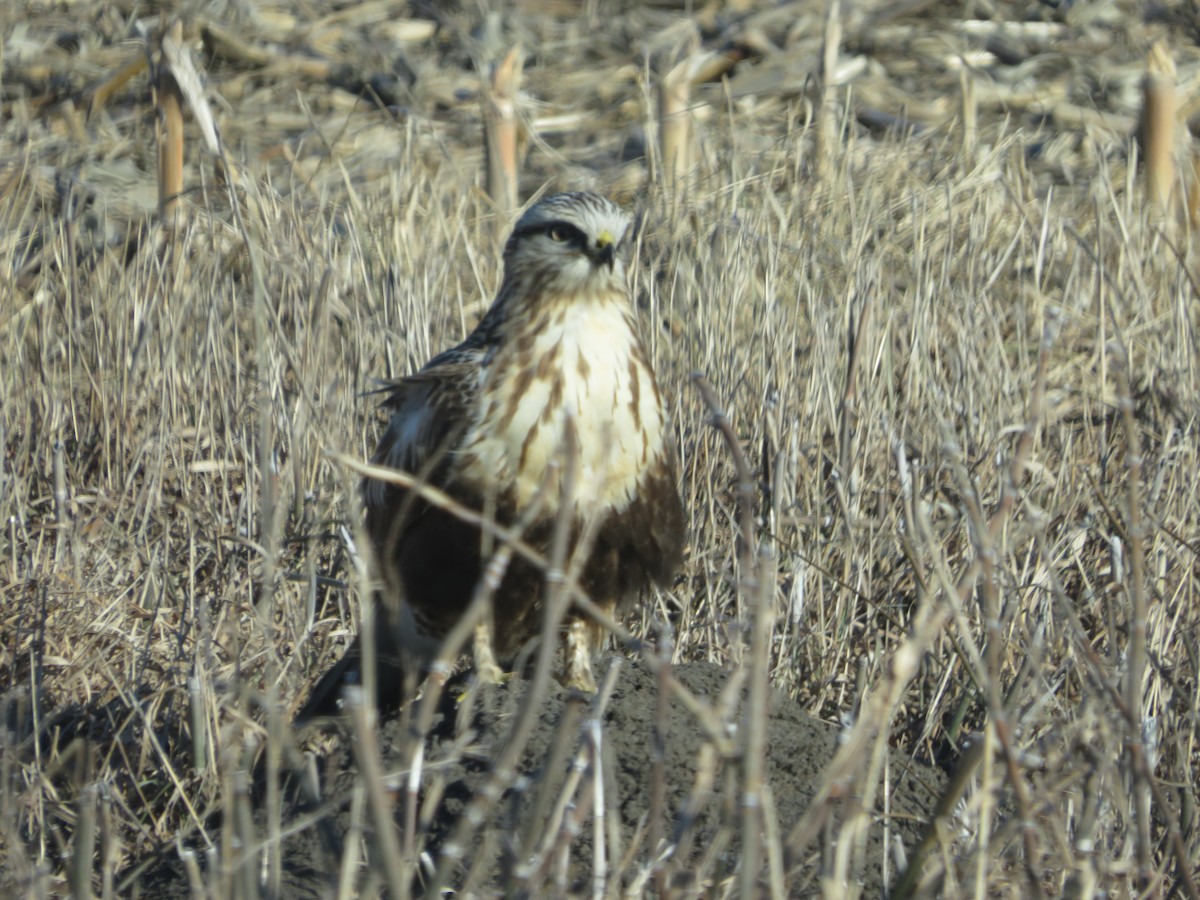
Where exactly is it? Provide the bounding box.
[302,191,686,717]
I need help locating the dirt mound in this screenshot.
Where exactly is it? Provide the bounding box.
[130,659,942,896]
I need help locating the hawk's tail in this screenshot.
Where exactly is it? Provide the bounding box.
[296,610,417,722]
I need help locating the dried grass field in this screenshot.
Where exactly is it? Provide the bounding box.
[3,0,1200,896]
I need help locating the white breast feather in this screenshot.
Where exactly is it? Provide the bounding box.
[460,296,665,514]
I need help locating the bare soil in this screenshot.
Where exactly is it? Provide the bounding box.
[128,659,943,896]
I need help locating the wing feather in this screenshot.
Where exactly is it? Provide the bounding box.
[362,357,480,509]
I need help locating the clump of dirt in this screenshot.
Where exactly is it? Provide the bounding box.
[130,658,943,896]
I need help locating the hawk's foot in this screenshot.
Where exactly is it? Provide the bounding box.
[562,618,599,693]
[472,619,505,685]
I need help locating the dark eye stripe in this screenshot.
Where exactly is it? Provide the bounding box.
[513,221,588,246]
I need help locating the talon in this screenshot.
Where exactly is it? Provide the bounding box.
[562,667,597,693]
[452,667,511,705]
[476,661,508,685]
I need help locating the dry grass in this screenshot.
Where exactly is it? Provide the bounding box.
[3,0,1200,896]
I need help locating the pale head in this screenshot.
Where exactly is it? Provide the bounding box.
[500,192,632,298]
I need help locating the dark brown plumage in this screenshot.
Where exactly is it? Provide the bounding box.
[301,191,686,718]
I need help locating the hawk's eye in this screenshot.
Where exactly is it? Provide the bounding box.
[548,225,571,243]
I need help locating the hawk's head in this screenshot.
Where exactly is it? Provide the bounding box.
[501,192,632,298]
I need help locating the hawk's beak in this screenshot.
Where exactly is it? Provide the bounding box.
[592,231,616,270]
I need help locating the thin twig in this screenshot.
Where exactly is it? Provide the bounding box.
[691,373,777,899]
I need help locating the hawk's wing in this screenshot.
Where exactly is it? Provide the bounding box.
[300,356,481,721]
[362,355,481,510]
[362,350,485,585]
